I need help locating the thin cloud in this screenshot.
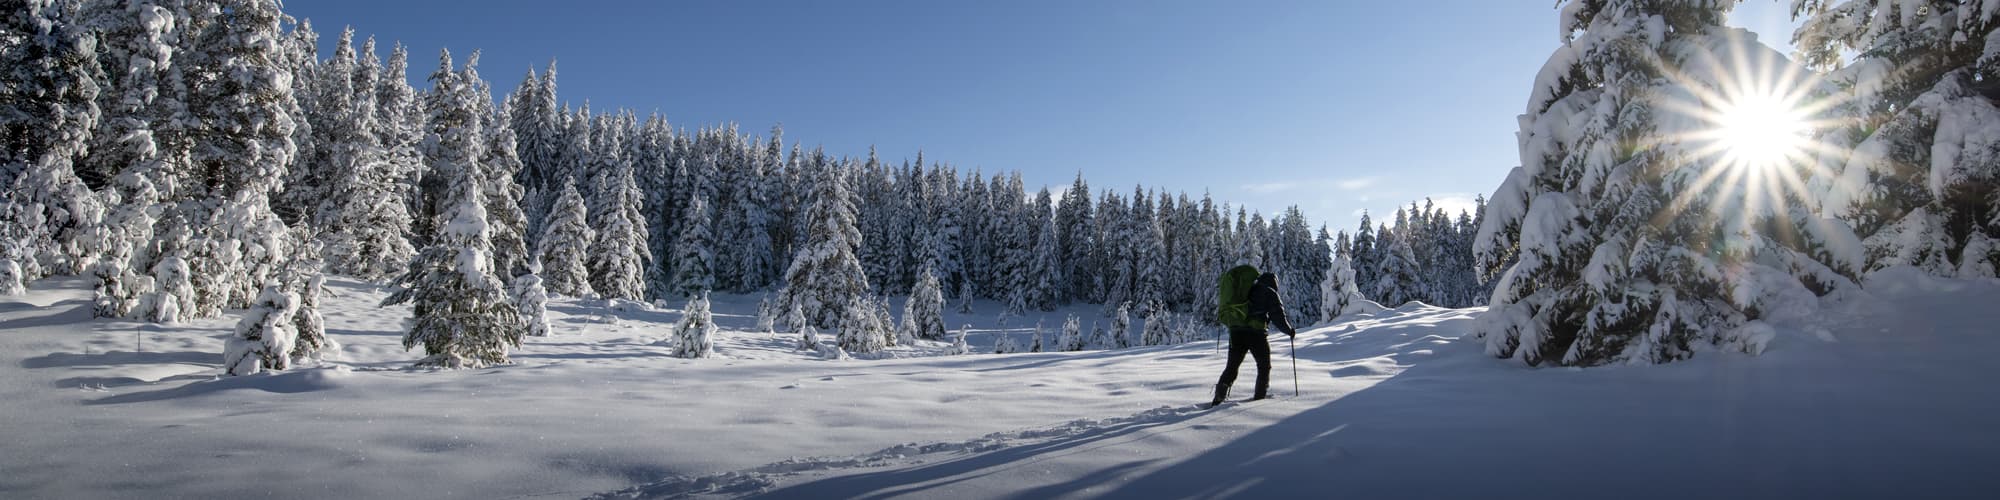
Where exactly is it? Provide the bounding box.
[1335,177,1379,191]
[1241,182,1298,194]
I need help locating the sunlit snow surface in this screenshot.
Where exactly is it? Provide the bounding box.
[1,271,1995,499]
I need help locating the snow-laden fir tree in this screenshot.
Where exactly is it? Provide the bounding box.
[1142,308,1172,346]
[0,259,24,296]
[1059,314,1083,351]
[903,266,948,340]
[1029,321,1044,353]
[1794,0,2000,279]
[1372,227,1423,306]
[585,116,648,300]
[671,292,717,358]
[380,50,522,369]
[467,55,533,280]
[755,295,777,334]
[1086,321,1108,350]
[1474,0,1857,366]
[312,29,415,282]
[797,324,820,352]
[224,284,299,376]
[778,164,872,328]
[512,271,552,337]
[837,296,886,354]
[1320,233,1364,322]
[992,330,1019,354]
[785,302,807,334]
[873,296,897,347]
[285,239,333,364]
[947,324,971,355]
[184,0,300,314]
[149,250,193,323]
[670,194,715,297]
[0,0,101,283]
[536,176,594,297]
[1109,301,1132,349]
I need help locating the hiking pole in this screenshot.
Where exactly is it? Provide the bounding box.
[1290,335,1299,397]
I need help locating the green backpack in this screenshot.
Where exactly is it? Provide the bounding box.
[1217,265,1264,331]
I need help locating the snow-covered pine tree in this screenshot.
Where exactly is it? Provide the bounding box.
[778,162,872,328]
[1029,321,1044,353]
[785,302,808,334]
[1475,0,1855,366]
[1142,308,1171,346]
[1,0,101,283]
[1350,212,1379,293]
[183,0,299,315]
[466,55,533,280]
[670,194,715,297]
[381,49,522,369]
[992,329,1019,354]
[1110,301,1132,349]
[756,294,777,334]
[375,42,424,241]
[0,258,23,295]
[947,324,971,355]
[672,292,717,358]
[1321,232,1363,322]
[224,284,299,376]
[837,296,886,354]
[1030,189,1063,310]
[536,176,594,297]
[904,266,948,340]
[1372,226,1423,306]
[797,323,820,351]
[512,271,552,337]
[311,29,415,282]
[148,247,193,323]
[285,239,333,365]
[873,296,897,347]
[585,116,648,300]
[1059,314,1082,351]
[1086,321,1107,351]
[1794,0,1999,279]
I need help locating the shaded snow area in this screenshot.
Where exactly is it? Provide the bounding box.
[3,271,1997,499]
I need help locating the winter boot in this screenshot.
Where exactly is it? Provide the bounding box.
[1209,384,1230,407]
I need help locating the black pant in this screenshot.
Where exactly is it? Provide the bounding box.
[1217,329,1272,397]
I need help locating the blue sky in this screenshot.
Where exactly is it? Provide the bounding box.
[286,0,1802,232]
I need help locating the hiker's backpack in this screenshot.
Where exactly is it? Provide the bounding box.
[1217,265,1264,331]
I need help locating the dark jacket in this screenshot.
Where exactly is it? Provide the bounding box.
[1246,273,1296,336]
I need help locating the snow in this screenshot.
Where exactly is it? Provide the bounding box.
[1,270,1996,498]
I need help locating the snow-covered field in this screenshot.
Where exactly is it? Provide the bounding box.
[2,270,1997,499]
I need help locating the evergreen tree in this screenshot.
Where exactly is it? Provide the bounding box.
[1476,0,1854,366]
[947,324,971,355]
[1,0,104,283]
[536,177,594,297]
[837,296,886,354]
[585,116,648,300]
[670,195,715,297]
[1110,301,1132,349]
[1796,0,1999,278]
[380,49,521,369]
[778,163,872,328]
[1350,212,1379,293]
[672,292,717,358]
[224,285,299,376]
[513,271,552,337]
[1321,232,1363,322]
[1059,314,1082,351]
[904,266,948,340]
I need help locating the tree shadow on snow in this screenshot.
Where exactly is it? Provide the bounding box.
[0,298,91,330]
[1081,315,1999,499]
[746,409,1199,500]
[19,350,215,369]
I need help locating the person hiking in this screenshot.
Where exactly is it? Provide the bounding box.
[1213,267,1297,406]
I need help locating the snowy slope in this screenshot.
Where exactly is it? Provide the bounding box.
[2,271,1997,499]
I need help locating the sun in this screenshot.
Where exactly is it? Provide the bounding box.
[1712,89,1811,173]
